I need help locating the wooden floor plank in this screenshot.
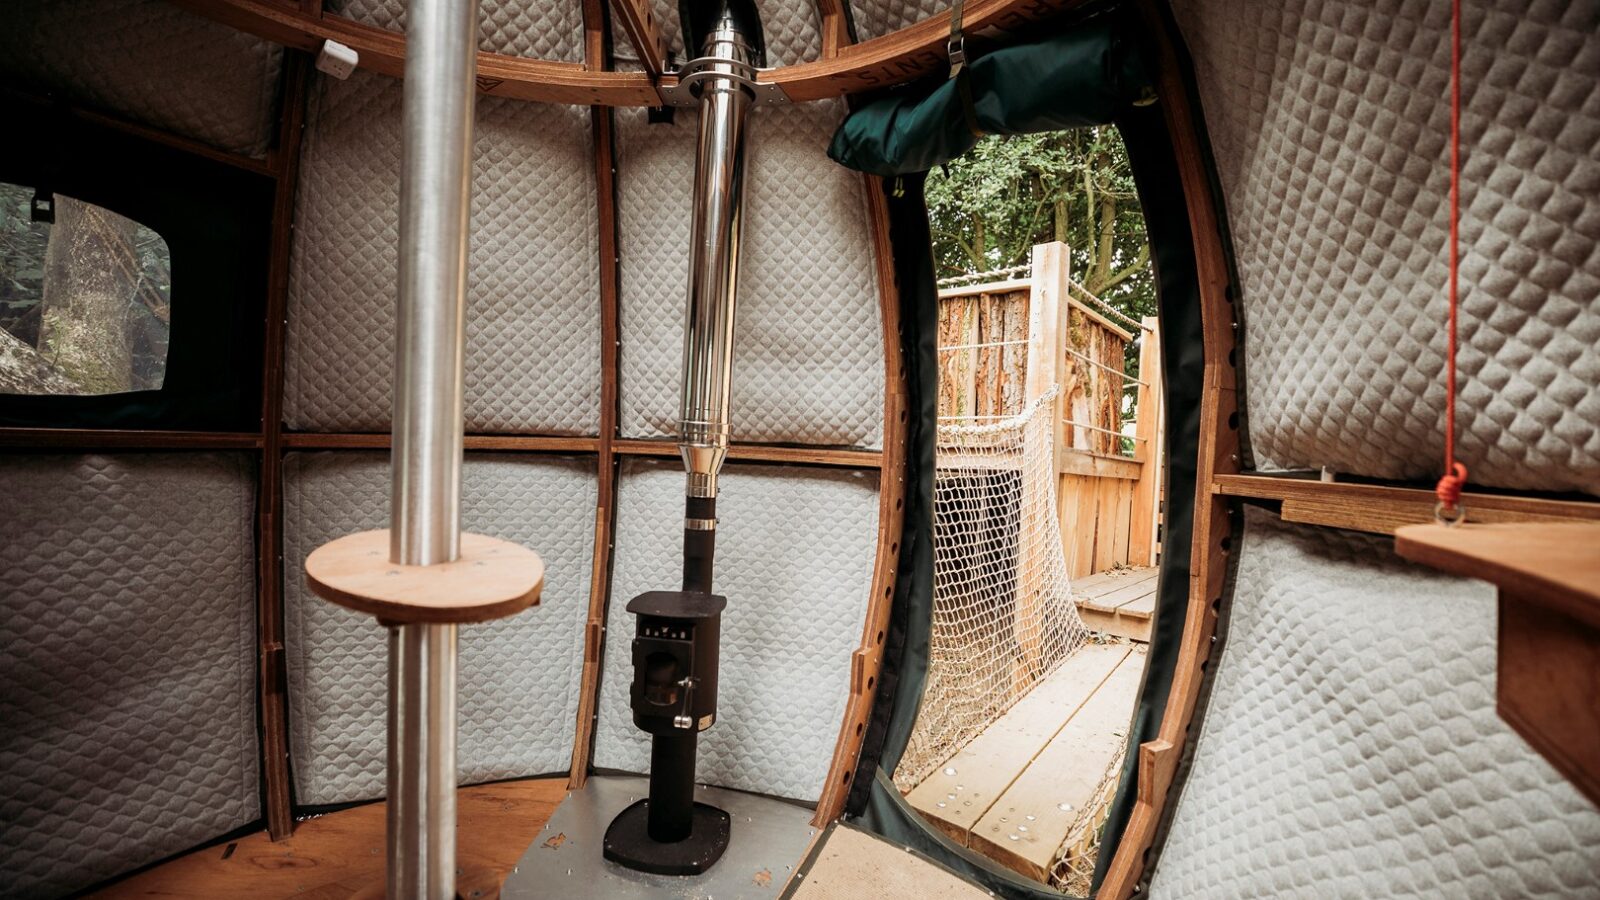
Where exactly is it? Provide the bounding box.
[91,778,568,899]
[1085,575,1159,611]
[969,652,1144,881]
[905,644,1129,845]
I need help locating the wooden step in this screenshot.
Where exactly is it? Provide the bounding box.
[968,650,1144,881]
[1072,566,1158,641]
[905,644,1130,846]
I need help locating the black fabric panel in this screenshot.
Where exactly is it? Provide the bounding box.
[827,11,1152,176]
[844,172,939,816]
[0,96,275,431]
[1085,96,1207,893]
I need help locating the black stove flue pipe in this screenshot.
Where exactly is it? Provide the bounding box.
[601,0,762,878]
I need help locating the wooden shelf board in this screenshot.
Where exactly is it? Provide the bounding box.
[1395,522,1600,628]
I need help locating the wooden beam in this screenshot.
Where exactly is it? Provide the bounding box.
[611,0,669,76]
[581,0,607,71]
[172,0,1088,108]
[613,439,883,468]
[281,433,601,452]
[0,428,263,449]
[1097,1,1241,895]
[568,103,622,790]
[812,173,910,826]
[166,0,659,106]
[816,0,851,60]
[1215,474,1600,535]
[1060,448,1142,481]
[1128,316,1163,565]
[255,49,312,841]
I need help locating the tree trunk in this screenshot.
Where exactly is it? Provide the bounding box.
[37,197,137,393]
[0,327,83,394]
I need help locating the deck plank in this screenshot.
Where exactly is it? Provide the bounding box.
[904,644,1130,845]
[969,651,1145,880]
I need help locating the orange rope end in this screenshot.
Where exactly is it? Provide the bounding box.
[1435,461,1468,511]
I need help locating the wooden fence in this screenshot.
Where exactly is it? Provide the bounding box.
[936,242,1163,579]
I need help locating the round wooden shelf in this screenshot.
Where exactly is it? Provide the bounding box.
[305,529,543,625]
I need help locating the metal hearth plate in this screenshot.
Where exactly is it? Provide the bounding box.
[501,776,818,899]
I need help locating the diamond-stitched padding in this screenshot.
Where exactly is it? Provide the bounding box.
[0,0,282,157]
[282,452,597,805]
[1172,0,1600,494]
[610,0,822,66]
[329,0,585,61]
[1152,510,1600,898]
[285,72,601,435]
[0,454,259,898]
[593,458,880,802]
[616,100,885,448]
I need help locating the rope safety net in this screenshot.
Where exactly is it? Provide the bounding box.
[897,389,1091,792]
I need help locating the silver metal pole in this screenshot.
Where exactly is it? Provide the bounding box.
[678,11,756,501]
[388,0,477,895]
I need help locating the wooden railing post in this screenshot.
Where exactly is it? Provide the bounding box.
[1015,243,1069,672]
[1129,316,1163,567]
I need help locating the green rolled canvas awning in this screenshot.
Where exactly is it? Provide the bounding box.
[827,14,1153,177]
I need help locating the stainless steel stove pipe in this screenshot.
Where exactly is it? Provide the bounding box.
[388,0,478,895]
[678,11,758,502]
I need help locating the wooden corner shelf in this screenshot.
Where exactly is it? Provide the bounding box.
[1396,522,1600,807]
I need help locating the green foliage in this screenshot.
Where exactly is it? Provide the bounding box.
[926,127,1154,323]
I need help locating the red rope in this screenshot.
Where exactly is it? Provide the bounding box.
[1436,0,1468,517]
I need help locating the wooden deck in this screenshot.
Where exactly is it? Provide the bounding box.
[905,643,1144,883]
[1072,566,1158,641]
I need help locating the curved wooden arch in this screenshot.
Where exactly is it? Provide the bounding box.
[170,0,1088,106]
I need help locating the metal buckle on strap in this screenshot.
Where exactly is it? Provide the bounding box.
[947,35,967,76]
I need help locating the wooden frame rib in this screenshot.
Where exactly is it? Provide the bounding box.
[567,98,622,790]
[610,0,669,76]
[1097,2,1240,896]
[256,49,312,841]
[171,0,1089,107]
[812,173,909,826]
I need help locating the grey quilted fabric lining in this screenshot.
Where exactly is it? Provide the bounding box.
[0,453,259,899]
[1150,509,1600,898]
[848,0,945,41]
[1172,0,1600,495]
[329,0,585,61]
[0,0,283,157]
[285,71,600,435]
[282,452,596,805]
[610,0,822,67]
[594,459,879,802]
[616,101,885,448]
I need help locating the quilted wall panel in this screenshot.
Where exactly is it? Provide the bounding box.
[615,100,885,448]
[282,452,596,805]
[329,0,585,61]
[1171,0,1600,495]
[1149,509,1600,898]
[593,458,880,802]
[0,453,259,898]
[610,0,823,67]
[286,71,600,435]
[848,0,944,42]
[0,0,283,157]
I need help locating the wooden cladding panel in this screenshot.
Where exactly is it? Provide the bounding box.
[937,289,1030,420]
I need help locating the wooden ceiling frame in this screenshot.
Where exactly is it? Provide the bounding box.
[166,0,1089,106]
